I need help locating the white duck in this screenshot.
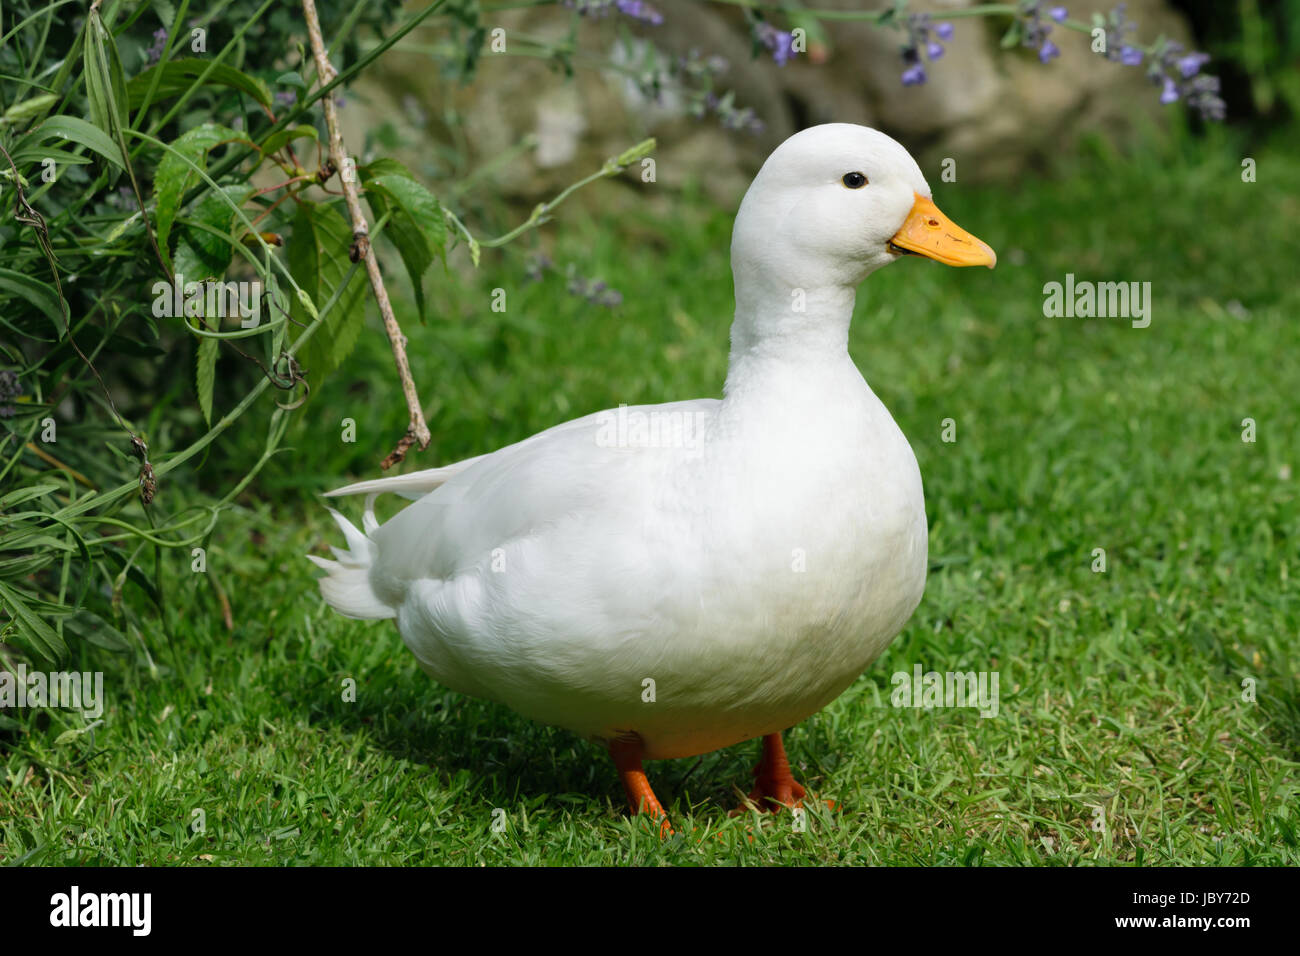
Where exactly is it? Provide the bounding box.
[311,123,995,829]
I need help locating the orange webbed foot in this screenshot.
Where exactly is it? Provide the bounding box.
[610,734,674,838]
[730,732,813,815]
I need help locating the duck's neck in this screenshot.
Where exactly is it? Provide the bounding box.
[724,281,859,401]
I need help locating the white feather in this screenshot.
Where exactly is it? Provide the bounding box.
[310,124,946,758]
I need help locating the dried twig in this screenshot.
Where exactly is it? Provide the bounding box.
[301,0,432,469]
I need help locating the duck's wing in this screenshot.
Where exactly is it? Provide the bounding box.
[310,398,719,621]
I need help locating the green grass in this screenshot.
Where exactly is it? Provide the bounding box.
[3,127,1298,865]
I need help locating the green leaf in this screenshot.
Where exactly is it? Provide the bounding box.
[196,334,218,426]
[64,609,129,653]
[0,528,77,553]
[7,144,94,168]
[360,164,444,321]
[99,549,161,608]
[127,59,273,112]
[154,0,178,29]
[1000,21,1022,49]
[83,8,129,143]
[258,124,318,158]
[1,93,58,126]
[153,123,246,268]
[0,553,59,577]
[23,115,124,170]
[0,483,60,510]
[0,580,67,663]
[55,721,104,745]
[268,273,288,358]
[172,184,252,281]
[289,201,368,380]
[0,267,66,334]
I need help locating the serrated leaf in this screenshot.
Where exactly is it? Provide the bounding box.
[154,0,177,29]
[289,201,367,382]
[153,123,246,268]
[360,165,444,322]
[23,115,124,170]
[0,580,67,663]
[172,183,252,281]
[127,59,273,112]
[196,334,218,426]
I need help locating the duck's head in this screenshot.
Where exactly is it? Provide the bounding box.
[731,123,995,295]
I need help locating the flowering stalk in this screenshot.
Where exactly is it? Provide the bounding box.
[706,0,1225,121]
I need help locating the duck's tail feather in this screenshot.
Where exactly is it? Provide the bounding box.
[323,454,487,501]
[308,495,396,620]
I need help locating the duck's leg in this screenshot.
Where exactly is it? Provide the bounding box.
[609,734,673,836]
[739,732,806,812]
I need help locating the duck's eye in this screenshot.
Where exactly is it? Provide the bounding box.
[842,172,868,189]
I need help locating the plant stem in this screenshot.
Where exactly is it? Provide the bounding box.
[302,0,432,469]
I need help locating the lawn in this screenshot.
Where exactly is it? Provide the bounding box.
[2,125,1297,866]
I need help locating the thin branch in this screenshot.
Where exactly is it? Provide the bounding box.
[302,0,432,469]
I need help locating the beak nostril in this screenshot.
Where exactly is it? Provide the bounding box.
[926,219,938,227]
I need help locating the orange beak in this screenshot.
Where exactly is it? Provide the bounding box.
[889,193,996,269]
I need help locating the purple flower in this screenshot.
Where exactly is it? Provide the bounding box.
[1038,39,1060,63]
[754,22,798,66]
[1177,52,1210,77]
[145,28,169,65]
[565,266,623,308]
[1119,45,1143,66]
[615,0,663,26]
[1160,76,1179,104]
[565,0,662,23]
[900,14,940,83]
[1048,6,1068,22]
[773,31,796,66]
[274,90,298,107]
